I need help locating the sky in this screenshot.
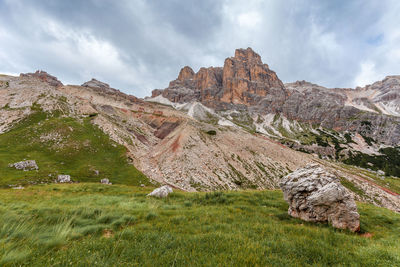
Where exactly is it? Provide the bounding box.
[0,0,399,97]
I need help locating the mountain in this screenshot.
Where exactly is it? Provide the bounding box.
[152,47,287,111]
[0,70,310,192]
[149,48,400,176]
[282,77,400,145]
[1,51,400,213]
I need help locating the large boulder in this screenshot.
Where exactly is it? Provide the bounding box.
[279,163,360,232]
[147,185,173,198]
[8,160,38,171]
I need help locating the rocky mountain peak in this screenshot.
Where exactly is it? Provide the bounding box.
[177,66,195,81]
[20,70,63,87]
[80,78,141,103]
[233,47,262,64]
[151,48,286,109]
[81,78,111,90]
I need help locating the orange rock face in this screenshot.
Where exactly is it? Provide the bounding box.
[177,66,195,81]
[221,48,284,105]
[152,47,287,109]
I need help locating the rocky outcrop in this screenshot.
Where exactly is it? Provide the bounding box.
[177,66,195,81]
[8,160,39,171]
[280,163,360,232]
[147,185,173,198]
[82,78,141,104]
[82,79,113,92]
[221,48,285,106]
[152,48,286,110]
[20,70,63,87]
[57,175,71,183]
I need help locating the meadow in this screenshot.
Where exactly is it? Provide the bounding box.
[0,183,399,266]
[0,110,148,187]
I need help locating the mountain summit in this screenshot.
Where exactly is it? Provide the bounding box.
[152,47,286,110]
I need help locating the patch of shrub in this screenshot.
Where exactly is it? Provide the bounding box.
[195,192,230,205]
[343,147,400,177]
[97,214,119,224]
[145,212,158,221]
[78,224,105,236]
[184,200,193,207]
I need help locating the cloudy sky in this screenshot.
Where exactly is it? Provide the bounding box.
[0,0,399,97]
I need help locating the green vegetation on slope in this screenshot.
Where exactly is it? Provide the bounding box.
[344,147,400,177]
[339,164,400,195]
[0,110,148,187]
[0,184,399,266]
[271,117,400,176]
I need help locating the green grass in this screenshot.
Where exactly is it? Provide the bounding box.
[0,111,148,187]
[0,184,399,266]
[339,177,367,198]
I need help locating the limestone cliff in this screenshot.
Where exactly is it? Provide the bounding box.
[152,47,286,110]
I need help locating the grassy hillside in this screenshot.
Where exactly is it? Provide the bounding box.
[0,109,149,187]
[0,184,399,266]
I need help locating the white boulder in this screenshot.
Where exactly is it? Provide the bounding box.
[57,175,71,183]
[279,163,360,232]
[101,178,112,185]
[147,185,173,198]
[9,160,38,171]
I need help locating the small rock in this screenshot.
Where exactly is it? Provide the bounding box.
[377,170,385,176]
[101,178,112,185]
[280,163,360,232]
[9,160,38,171]
[147,185,173,198]
[94,170,99,176]
[12,186,24,190]
[140,184,145,187]
[57,175,71,183]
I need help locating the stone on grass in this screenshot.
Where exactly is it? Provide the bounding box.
[101,178,112,185]
[12,186,25,190]
[147,185,173,198]
[279,163,360,232]
[57,175,71,183]
[8,160,38,171]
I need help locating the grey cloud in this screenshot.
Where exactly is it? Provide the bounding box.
[0,0,399,97]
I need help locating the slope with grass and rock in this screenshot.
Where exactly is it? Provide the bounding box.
[1,67,400,212]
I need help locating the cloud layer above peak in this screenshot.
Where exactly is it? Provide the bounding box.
[0,0,399,97]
